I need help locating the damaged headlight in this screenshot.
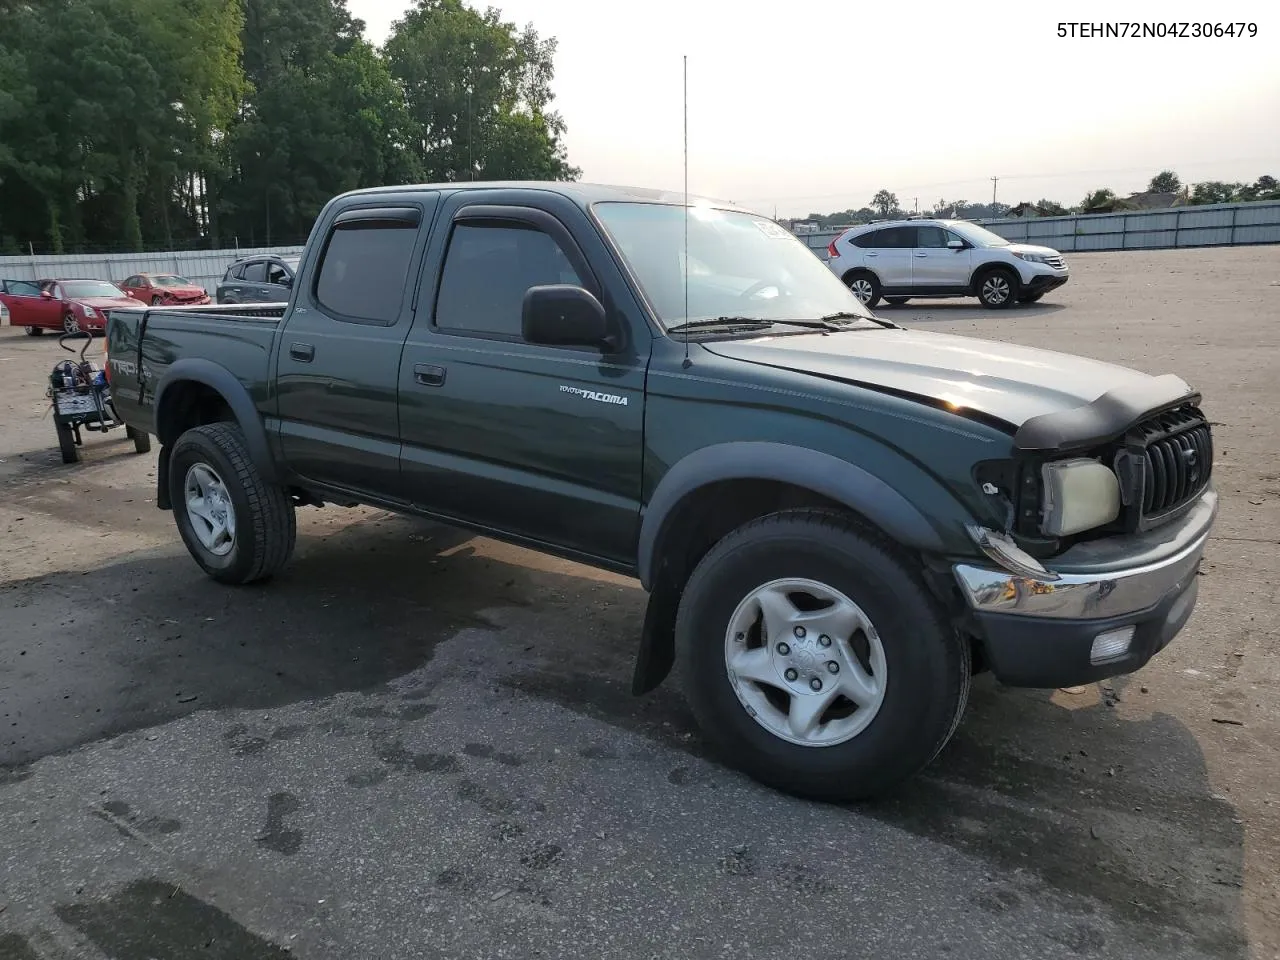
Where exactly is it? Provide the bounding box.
[1040,458,1121,537]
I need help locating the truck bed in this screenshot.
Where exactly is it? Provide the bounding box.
[106,304,286,431]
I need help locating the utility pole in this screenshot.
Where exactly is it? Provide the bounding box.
[913,197,919,215]
[991,176,999,211]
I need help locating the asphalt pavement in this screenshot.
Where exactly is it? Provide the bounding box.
[1,246,1277,959]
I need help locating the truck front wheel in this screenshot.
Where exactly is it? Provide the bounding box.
[675,509,970,801]
[168,422,296,584]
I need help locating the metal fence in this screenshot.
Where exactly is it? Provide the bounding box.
[792,199,1280,260]
[0,245,306,295]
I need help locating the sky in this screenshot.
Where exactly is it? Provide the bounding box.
[348,0,1280,218]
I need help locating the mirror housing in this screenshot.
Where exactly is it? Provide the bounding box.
[280,274,293,288]
[522,285,613,349]
[40,289,53,299]
[947,238,966,250]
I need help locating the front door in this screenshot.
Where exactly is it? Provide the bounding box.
[911,225,972,289]
[274,198,438,495]
[397,197,648,564]
[1,279,61,329]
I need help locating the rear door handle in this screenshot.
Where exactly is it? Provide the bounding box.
[289,342,314,362]
[414,363,446,387]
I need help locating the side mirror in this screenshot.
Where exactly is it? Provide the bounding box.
[280,275,293,288]
[947,239,966,250]
[522,285,612,349]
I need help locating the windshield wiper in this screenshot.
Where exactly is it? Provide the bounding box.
[817,311,899,329]
[665,316,778,334]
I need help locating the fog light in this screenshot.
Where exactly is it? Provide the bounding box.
[1090,626,1135,665]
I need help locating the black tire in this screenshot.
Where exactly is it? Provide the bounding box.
[844,271,882,309]
[675,509,970,802]
[884,297,910,306]
[25,326,44,337]
[168,422,296,584]
[127,424,152,454]
[1017,291,1045,304]
[56,420,79,464]
[975,268,1019,309]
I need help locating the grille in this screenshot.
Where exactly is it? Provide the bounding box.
[1044,255,1066,269]
[1135,409,1212,519]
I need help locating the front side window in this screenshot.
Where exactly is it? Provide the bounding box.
[915,226,950,248]
[241,261,268,283]
[593,202,875,326]
[435,222,584,339]
[266,263,289,286]
[6,280,41,297]
[314,222,418,323]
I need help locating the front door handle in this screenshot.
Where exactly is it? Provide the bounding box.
[289,342,315,362]
[414,363,446,387]
[913,252,928,258]
[865,251,878,257]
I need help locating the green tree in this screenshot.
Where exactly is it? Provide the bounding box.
[871,190,898,216]
[1149,170,1181,193]
[1188,181,1241,205]
[1080,188,1117,211]
[385,0,578,182]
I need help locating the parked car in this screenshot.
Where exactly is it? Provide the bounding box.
[120,273,211,306]
[825,219,1069,309]
[0,277,144,335]
[107,182,1215,802]
[215,254,300,304]
[0,298,10,327]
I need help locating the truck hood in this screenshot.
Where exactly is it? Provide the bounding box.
[702,327,1193,439]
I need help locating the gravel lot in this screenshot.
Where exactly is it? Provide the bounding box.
[1,246,1277,960]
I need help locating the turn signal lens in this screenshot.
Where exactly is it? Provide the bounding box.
[1090,626,1135,664]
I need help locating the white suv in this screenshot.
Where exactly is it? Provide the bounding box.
[824,219,1069,309]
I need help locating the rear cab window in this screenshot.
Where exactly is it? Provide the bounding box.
[312,206,423,324]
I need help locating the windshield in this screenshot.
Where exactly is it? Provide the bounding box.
[592,202,875,327]
[61,281,127,299]
[153,275,193,287]
[949,222,1011,248]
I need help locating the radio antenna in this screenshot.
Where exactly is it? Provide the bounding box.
[682,54,691,368]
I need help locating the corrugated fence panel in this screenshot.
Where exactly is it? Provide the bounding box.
[0,245,305,295]
[794,201,1280,256]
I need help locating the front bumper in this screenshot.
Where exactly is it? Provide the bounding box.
[953,490,1216,688]
[1024,272,1069,293]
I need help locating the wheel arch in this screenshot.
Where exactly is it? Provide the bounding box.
[840,265,880,287]
[630,443,949,696]
[968,260,1020,294]
[153,359,276,485]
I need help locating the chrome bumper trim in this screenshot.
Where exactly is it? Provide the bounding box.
[954,493,1216,620]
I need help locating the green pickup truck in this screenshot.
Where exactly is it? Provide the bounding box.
[105,182,1217,800]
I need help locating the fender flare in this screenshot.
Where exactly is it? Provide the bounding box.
[969,260,1021,294]
[636,441,947,591]
[153,358,277,483]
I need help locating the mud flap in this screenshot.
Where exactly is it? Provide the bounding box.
[631,579,680,695]
[155,445,172,510]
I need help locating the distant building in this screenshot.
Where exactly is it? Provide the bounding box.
[1083,190,1189,214]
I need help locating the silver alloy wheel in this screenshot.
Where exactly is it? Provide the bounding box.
[63,314,80,334]
[184,462,237,557]
[981,274,1011,305]
[849,278,875,304]
[723,577,888,747]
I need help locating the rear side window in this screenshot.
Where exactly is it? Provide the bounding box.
[314,221,419,323]
[857,227,915,248]
[434,223,584,339]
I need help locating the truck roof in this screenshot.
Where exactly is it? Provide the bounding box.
[333,181,750,213]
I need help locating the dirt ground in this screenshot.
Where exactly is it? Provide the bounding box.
[1,245,1277,960]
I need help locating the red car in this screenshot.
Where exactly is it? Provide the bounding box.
[120,272,212,307]
[0,278,145,336]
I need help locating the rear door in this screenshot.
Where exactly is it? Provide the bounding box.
[396,193,649,564]
[1,279,60,329]
[911,225,972,289]
[274,197,438,495]
[856,227,915,291]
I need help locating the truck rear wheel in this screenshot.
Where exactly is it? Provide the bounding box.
[126,424,152,454]
[168,422,296,584]
[675,509,969,801]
